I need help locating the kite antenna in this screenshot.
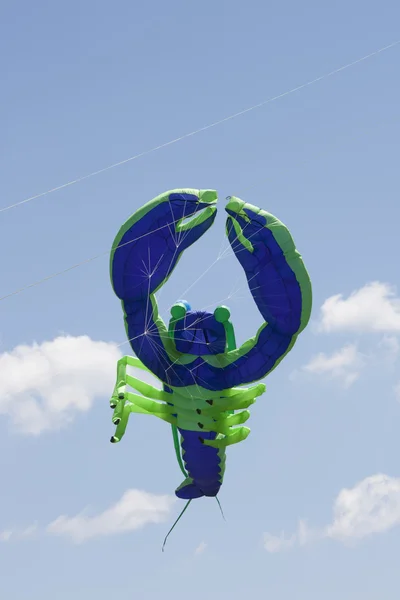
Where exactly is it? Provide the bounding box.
[162,499,192,552]
[215,495,226,521]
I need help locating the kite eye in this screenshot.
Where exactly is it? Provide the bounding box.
[170,299,191,320]
[169,300,192,340]
[214,305,231,323]
[214,305,236,352]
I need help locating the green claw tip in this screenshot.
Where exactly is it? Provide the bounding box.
[199,189,218,204]
[225,196,245,214]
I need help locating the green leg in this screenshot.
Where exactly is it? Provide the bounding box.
[124,374,168,401]
[213,410,251,435]
[110,392,176,444]
[110,356,169,408]
[203,426,251,448]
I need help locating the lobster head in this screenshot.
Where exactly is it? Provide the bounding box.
[168,301,233,356]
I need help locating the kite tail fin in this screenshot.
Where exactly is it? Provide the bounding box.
[162,499,192,552]
[175,477,205,499]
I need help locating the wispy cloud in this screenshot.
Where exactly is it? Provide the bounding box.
[46,489,175,543]
[0,523,38,542]
[299,343,364,387]
[0,490,175,545]
[293,332,399,388]
[316,282,400,334]
[263,531,296,553]
[195,541,207,555]
[263,474,400,552]
[264,520,319,553]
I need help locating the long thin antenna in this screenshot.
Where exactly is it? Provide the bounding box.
[162,499,192,552]
[215,496,226,521]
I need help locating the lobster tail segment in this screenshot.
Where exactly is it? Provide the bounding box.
[175,429,223,499]
[175,477,205,499]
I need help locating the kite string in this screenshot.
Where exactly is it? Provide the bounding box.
[7,217,248,392]
[0,194,247,304]
[1,38,399,215]
[0,206,223,303]
[139,232,251,393]
[1,39,399,301]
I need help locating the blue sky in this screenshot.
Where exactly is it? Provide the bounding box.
[1,1,400,598]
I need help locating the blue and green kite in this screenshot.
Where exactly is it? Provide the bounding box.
[109,189,312,508]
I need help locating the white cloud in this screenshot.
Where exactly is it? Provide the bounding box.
[317,282,400,333]
[326,474,400,541]
[263,520,319,553]
[0,530,12,542]
[295,332,399,388]
[19,523,38,538]
[195,541,207,555]
[263,474,400,552]
[0,523,38,542]
[263,531,296,553]
[300,344,364,387]
[46,489,175,543]
[0,335,125,435]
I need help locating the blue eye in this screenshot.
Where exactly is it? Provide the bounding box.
[176,299,191,311]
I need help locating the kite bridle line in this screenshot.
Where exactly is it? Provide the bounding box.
[1,38,399,216]
[1,39,399,303]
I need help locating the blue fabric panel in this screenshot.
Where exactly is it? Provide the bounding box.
[173,311,226,355]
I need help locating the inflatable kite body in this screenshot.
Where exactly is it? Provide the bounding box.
[109,189,312,502]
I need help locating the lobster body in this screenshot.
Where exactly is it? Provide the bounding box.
[109,189,311,500]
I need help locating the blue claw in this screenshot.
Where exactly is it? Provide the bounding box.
[111,189,217,301]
